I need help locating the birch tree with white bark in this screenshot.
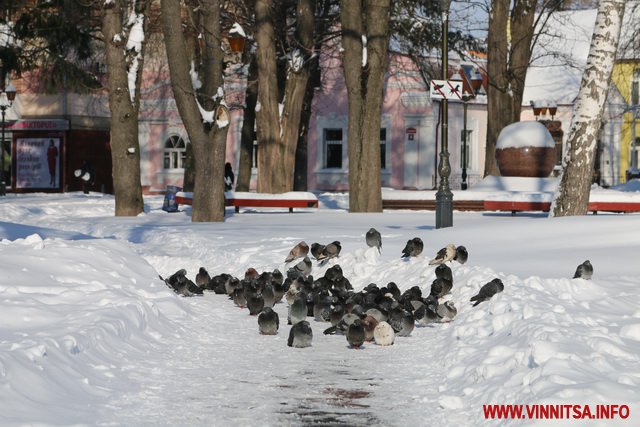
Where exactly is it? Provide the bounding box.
[551,0,626,217]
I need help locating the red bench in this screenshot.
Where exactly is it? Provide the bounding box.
[175,191,319,213]
[483,199,640,215]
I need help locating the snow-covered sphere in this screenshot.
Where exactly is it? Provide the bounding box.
[496,121,555,150]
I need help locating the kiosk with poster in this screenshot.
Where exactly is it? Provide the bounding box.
[15,137,61,189]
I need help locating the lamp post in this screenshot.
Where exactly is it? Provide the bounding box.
[436,0,452,229]
[0,80,17,196]
[460,70,483,190]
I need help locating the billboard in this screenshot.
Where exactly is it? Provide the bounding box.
[15,138,61,189]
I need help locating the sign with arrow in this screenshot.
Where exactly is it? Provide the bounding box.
[430,80,462,100]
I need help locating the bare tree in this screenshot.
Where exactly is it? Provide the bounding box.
[161,0,229,222]
[551,0,626,216]
[340,0,391,212]
[101,0,148,216]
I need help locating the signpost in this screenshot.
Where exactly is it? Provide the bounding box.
[430,79,462,101]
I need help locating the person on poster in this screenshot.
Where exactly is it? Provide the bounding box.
[47,140,58,187]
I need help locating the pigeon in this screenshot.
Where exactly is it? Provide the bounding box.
[163,269,203,297]
[261,283,276,308]
[373,321,395,346]
[436,300,457,322]
[288,320,313,348]
[258,307,279,335]
[287,256,312,279]
[361,315,379,342]
[195,267,211,289]
[388,307,415,337]
[310,243,326,260]
[244,267,259,280]
[247,292,265,315]
[231,287,247,308]
[430,277,453,299]
[454,245,468,264]
[285,241,309,263]
[414,302,439,326]
[323,313,361,335]
[470,278,504,307]
[401,237,424,258]
[429,244,457,265]
[435,264,453,283]
[288,294,308,325]
[573,260,593,280]
[324,264,344,283]
[346,319,366,348]
[365,228,382,254]
[318,241,341,261]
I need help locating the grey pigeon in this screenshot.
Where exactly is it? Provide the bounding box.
[258,307,279,335]
[288,294,308,325]
[573,260,593,280]
[285,241,309,263]
[435,263,453,283]
[163,269,203,297]
[262,283,276,308]
[436,300,457,322]
[346,319,366,348]
[430,277,453,299]
[470,278,504,307]
[288,320,313,348]
[195,267,211,289]
[389,307,415,337]
[287,256,312,279]
[401,237,424,258]
[365,228,382,254]
[429,244,457,265]
[414,302,439,326]
[454,245,468,264]
[247,292,265,315]
[319,241,341,261]
[310,243,326,260]
[323,313,361,335]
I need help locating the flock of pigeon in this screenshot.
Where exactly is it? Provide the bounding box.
[162,228,594,349]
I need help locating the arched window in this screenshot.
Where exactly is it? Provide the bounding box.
[163,135,188,169]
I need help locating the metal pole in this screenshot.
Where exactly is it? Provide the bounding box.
[462,100,468,190]
[436,1,452,228]
[1,106,5,196]
[633,108,638,171]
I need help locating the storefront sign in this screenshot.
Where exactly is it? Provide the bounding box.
[6,119,69,131]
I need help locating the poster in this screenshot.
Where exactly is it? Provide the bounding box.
[16,138,61,189]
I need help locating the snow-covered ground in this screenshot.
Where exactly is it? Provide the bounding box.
[1,181,639,426]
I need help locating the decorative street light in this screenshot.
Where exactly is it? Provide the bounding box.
[436,0,452,229]
[458,68,483,190]
[0,79,17,197]
[227,22,246,59]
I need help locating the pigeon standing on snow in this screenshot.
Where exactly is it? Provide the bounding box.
[365,228,382,254]
[401,237,424,258]
[319,241,342,262]
[287,256,312,279]
[429,244,457,265]
[163,269,203,297]
[436,300,457,322]
[573,260,593,280]
[285,241,309,263]
[346,319,366,348]
[373,321,395,346]
[470,278,504,307]
[288,320,313,348]
[195,267,211,289]
[454,245,469,264]
[435,263,453,283]
[288,294,308,325]
[258,307,279,335]
[310,243,326,260]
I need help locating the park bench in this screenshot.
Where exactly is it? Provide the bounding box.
[174,191,319,213]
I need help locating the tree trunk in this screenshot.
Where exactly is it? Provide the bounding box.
[161,0,228,222]
[485,0,538,177]
[236,54,258,192]
[551,0,625,217]
[340,0,390,212]
[254,0,314,193]
[101,0,146,216]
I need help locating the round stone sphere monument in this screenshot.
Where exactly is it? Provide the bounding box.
[495,121,557,177]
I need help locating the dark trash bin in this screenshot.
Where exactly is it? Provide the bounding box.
[162,185,182,212]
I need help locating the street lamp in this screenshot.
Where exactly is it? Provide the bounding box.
[436,0,452,229]
[0,80,17,196]
[458,68,483,190]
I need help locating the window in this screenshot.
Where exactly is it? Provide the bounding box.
[460,129,472,168]
[632,69,640,107]
[324,128,343,169]
[163,135,188,169]
[380,128,387,169]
